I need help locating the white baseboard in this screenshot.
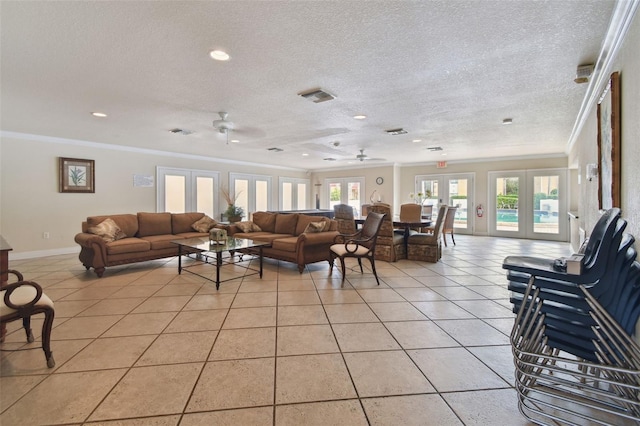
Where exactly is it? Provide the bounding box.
[10,246,79,260]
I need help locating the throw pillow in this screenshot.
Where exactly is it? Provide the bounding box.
[191,215,217,233]
[236,221,262,233]
[88,218,127,243]
[303,221,326,233]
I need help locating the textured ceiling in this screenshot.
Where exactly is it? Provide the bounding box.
[0,1,615,170]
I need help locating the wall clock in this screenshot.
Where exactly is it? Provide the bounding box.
[376,177,384,185]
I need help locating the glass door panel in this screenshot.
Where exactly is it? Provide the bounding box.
[165,174,186,213]
[195,176,215,218]
[528,170,566,241]
[328,182,341,211]
[495,176,520,233]
[255,180,269,212]
[297,184,307,209]
[533,175,560,235]
[347,181,362,215]
[234,179,249,220]
[282,182,293,210]
[448,178,469,230]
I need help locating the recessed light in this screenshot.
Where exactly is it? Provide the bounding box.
[230,139,240,143]
[502,118,513,125]
[412,139,422,143]
[302,153,309,156]
[91,112,107,118]
[353,115,367,120]
[209,50,230,61]
[442,153,447,156]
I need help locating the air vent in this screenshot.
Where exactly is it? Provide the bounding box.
[168,128,194,135]
[427,146,443,151]
[385,128,407,135]
[323,157,337,161]
[298,88,336,103]
[267,147,284,152]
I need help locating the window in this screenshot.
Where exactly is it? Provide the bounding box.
[324,177,365,215]
[157,167,220,216]
[230,173,272,219]
[279,177,310,210]
[415,173,474,233]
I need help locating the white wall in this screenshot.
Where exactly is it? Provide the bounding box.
[572,11,640,238]
[0,134,307,256]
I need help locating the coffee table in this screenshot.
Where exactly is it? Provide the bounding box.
[172,237,271,290]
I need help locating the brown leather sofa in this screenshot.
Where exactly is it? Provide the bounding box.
[75,212,215,277]
[224,211,339,273]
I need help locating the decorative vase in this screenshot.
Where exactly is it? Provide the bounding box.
[228,216,242,223]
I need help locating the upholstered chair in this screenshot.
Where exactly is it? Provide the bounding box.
[333,204,357,235]
[407,205,449,262]
[368,203,406,262]
[396,203,422,234]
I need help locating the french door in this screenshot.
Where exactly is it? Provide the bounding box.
[415,173,474,235]
[324,177,365,216]
[230,173,272,220]
[157,167,220,217]
[279,177,310,210]
[488,169,567,241]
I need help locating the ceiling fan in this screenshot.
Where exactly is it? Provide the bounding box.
[212,112,235,144]
[211,111,266,144]
[355,148,385,162]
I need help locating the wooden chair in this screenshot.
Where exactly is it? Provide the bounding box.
[333,204,356,235]
[1,270,55,367]
[329,211,385,287]
[407,205,449,262]
[368,203,406,262]
[360,204,371,216]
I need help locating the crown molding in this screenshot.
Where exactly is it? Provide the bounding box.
[566,0,639,152]
[0,131,307,172]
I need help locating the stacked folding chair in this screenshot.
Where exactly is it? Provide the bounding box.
[503,208,640,425]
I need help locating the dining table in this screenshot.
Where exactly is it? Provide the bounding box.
[354,216,432,250]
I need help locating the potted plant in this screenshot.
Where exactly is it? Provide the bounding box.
[221,186,244,223]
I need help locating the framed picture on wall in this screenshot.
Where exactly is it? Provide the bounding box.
[59,157,95,193]
[596,71,621,210]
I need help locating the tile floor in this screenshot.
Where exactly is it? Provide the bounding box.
[0,235,572,425]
